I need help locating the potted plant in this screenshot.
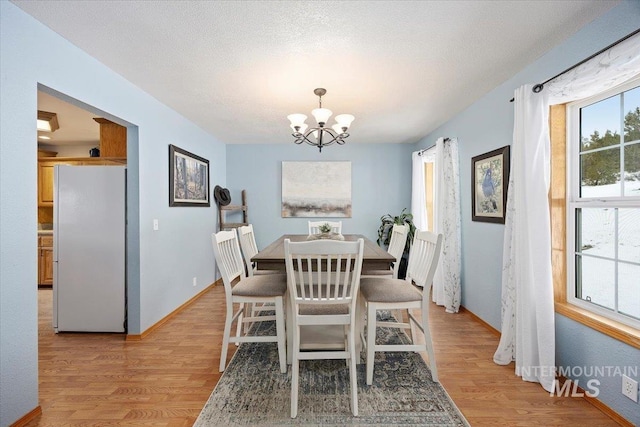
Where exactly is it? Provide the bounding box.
[376,208,416,279]
[318,223,333,234]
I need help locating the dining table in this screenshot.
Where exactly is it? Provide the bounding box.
[252,234,395,363]
[252,233,395,272]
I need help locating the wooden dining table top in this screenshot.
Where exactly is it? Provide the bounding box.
[251,234,395,272]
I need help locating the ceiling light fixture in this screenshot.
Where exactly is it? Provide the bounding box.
[287,88,354,152]
[37,110,59,132]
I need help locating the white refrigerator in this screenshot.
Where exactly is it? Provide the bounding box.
[53,165,126,333]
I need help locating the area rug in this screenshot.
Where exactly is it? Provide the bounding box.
[194,316,469,426]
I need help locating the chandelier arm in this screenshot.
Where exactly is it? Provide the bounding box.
[297,132,319,146]
[320,129,351,147]
[291,133,306,145]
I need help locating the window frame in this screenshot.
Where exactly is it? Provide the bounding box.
[566,78,640,330]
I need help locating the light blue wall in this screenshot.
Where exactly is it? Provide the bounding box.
[414,2,640,423]
[226,143,414,248]
[0,2,225,425]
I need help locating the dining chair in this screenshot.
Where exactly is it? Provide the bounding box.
[237,224,280,332]
[238,224,279,277]
[211,229,287,373]
[359,229,442,386]
[362,224,408,279]
[284,238,364,418]
[308,220,342,235]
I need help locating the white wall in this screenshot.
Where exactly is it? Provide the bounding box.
[414,3,640,424]
[0,2,225,425]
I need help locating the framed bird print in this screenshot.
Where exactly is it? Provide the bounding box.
[471,145,510,224]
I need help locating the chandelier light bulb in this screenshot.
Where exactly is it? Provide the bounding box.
[311,108,332,125]
[291,123,308,134]
[287,113,307,129]
[331,124,344,135]
[335,114,354,129]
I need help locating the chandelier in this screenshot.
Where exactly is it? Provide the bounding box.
[287,88,354,152]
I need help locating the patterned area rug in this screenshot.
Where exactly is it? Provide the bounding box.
[194,316,468,426]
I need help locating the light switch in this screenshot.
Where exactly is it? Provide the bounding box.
[153,219,159,231]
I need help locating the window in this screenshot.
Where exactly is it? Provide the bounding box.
[567,78,640,329]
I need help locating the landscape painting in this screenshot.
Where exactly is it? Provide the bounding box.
[169,144,210,207]
[282,161,352,218]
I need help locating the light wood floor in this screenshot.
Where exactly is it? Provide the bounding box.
[27,285,620,426]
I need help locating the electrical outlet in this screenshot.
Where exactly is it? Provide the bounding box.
[192,277,197,287]
[622,375,638,402]
[153,219,159,231]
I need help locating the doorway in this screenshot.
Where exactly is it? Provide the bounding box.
[35,83,141,339]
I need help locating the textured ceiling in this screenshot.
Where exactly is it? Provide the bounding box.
[15,0,618,146]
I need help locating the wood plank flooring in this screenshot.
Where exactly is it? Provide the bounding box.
[27,286,621,426]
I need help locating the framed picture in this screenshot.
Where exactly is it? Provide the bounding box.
[471,145,510,223]
[169,144,210,207]
[281,161,352,218]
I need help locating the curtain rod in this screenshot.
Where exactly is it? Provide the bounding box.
[418,137,450,156]
[509,27,640,102]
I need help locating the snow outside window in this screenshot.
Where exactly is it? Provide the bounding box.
[567,78,640,329]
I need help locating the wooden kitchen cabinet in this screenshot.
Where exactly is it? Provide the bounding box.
[38,235,54,286]
[94,118,127,157]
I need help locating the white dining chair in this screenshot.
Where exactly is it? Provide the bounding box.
[359,229,442,385]
[362,224,408,279]
[238,224,279,277]
[211,229,287,373]
[238,224,280,332]
[284,238,364,418]
[308,220,342,235]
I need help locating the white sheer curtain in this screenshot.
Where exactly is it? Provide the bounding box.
[413,139,462,313]
[493,85,555,392]
[493,31,640,392]
[432,137,461,313]
[545,31,640,104]
[411,151,428,230]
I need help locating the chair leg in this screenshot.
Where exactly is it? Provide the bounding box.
[291,324,300,418]
[348,322,359,416]
[356,295,365,360]
[408,307,418,348]
[219,303,234,372]
[274,297,287,374]
[366,303,377,386]
[236,303,245,344]
[421,300,438,382]
[243,303,253,334]
[344,325,349,368]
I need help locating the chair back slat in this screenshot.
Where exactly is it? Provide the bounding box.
[238,224,260,276]
[211,230,246,296]
[387,224,409,260]
[386,224,409,278]
[405,230,443,293]
[285,239,364,306]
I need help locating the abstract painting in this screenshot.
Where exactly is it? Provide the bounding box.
[471,145,510,223]
[282,161,352,217]
[169,144,210,207]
